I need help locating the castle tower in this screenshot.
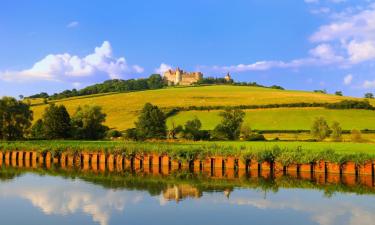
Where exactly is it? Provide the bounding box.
[225,72,231,82]
[175,67,182,84]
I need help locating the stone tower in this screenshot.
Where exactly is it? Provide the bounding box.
[175,67,182,84]
[225,72,231,82]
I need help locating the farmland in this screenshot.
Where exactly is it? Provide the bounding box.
[30,85,374,131]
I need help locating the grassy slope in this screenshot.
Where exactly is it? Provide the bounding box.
[30,85,370,131]
[167,108,375,130]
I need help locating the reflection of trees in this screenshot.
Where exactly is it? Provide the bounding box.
[0,166,374,199]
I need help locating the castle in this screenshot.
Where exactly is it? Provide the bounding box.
[163,68,203,85]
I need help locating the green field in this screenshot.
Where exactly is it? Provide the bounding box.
[30,85,372,131]
[168,108,375,130]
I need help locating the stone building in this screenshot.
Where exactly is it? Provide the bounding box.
[163,67,203,85]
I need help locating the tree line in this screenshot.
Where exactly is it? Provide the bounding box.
[0,96,109,140]
[29,74,166,100]
[125,103,264,141]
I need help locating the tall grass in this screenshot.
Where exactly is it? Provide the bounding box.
[1,140,375,164]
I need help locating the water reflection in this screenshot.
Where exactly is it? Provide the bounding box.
[0,165,375,225]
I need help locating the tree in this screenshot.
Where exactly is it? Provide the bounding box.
[183,117,202,141]
[213,108,245,140]
[42,104,71,139]
[240,123,252,140]
[30,119,45,139]
[0,97,33,140]
[364,93,374,99]
[351,129,363,142]
[311,117,330,141]
[147,74,165,89]
[168,121,183,139]
[71,105,108,140]
[135,103,167,140]
[330,121,342,142]
[335,91,343,96]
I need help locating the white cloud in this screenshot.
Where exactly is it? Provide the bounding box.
[67,21,79,28]
[0,41,144,82]
[347,40,375,63]
[343,74,353,85]
[362,80,375,89]
[310,3,375,63]
[309,43,342,60]
[155,63,172,74]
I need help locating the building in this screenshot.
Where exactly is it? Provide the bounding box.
[224,72,232,82]
[163,67,203,86]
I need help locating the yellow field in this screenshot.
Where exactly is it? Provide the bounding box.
[30,85,370,131]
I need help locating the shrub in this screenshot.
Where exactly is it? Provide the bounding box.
[182,117,203,141]
[246,133,266,141]
[106,130,123,139]
[325,100,374,110]
[351,129,363,142]
[30,119,45,139]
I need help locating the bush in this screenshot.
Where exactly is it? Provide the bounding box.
[351,129,363,142]
[246,133,266,141]
[124,128,138,141]
[182,118,203,141]
[106,130,123,139]
[325,100,374,110]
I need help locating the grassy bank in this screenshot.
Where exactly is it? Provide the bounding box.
[1,140,375,164]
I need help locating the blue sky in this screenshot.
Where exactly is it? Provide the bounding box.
[1,0,375,97]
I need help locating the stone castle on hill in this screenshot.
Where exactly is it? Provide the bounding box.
[163,67,203,85]
[163,67,232,86]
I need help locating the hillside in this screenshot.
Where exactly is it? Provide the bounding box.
[30,85,374,131]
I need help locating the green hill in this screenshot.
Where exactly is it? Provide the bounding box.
[30,85,374,131]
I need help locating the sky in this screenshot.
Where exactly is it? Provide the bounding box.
[1,0,375,97]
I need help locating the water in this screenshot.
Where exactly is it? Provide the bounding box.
[0,167,374,225]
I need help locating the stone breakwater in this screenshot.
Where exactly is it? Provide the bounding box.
[0,151,374,177]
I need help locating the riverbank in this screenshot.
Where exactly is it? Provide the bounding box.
[1,141,375,175]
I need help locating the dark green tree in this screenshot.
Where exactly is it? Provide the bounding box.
[183,117,202,141]
[135,103,167,140]
[42,104,71,139]
[311,117,330,141]
[364,93,374,99]
[0,97,33,140]
[168,121,183,139]
[213,108,245,140]
[71,105,108,140]
[335,91,343,96]
[30,119,45,139]
[147,74,165,89]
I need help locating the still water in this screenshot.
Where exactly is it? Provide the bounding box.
[0,167,374,225]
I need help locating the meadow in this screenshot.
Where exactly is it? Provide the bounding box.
[30,85,373,131]
[167,108,375,130]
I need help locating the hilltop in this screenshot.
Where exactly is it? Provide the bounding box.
[29,85,375,132]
